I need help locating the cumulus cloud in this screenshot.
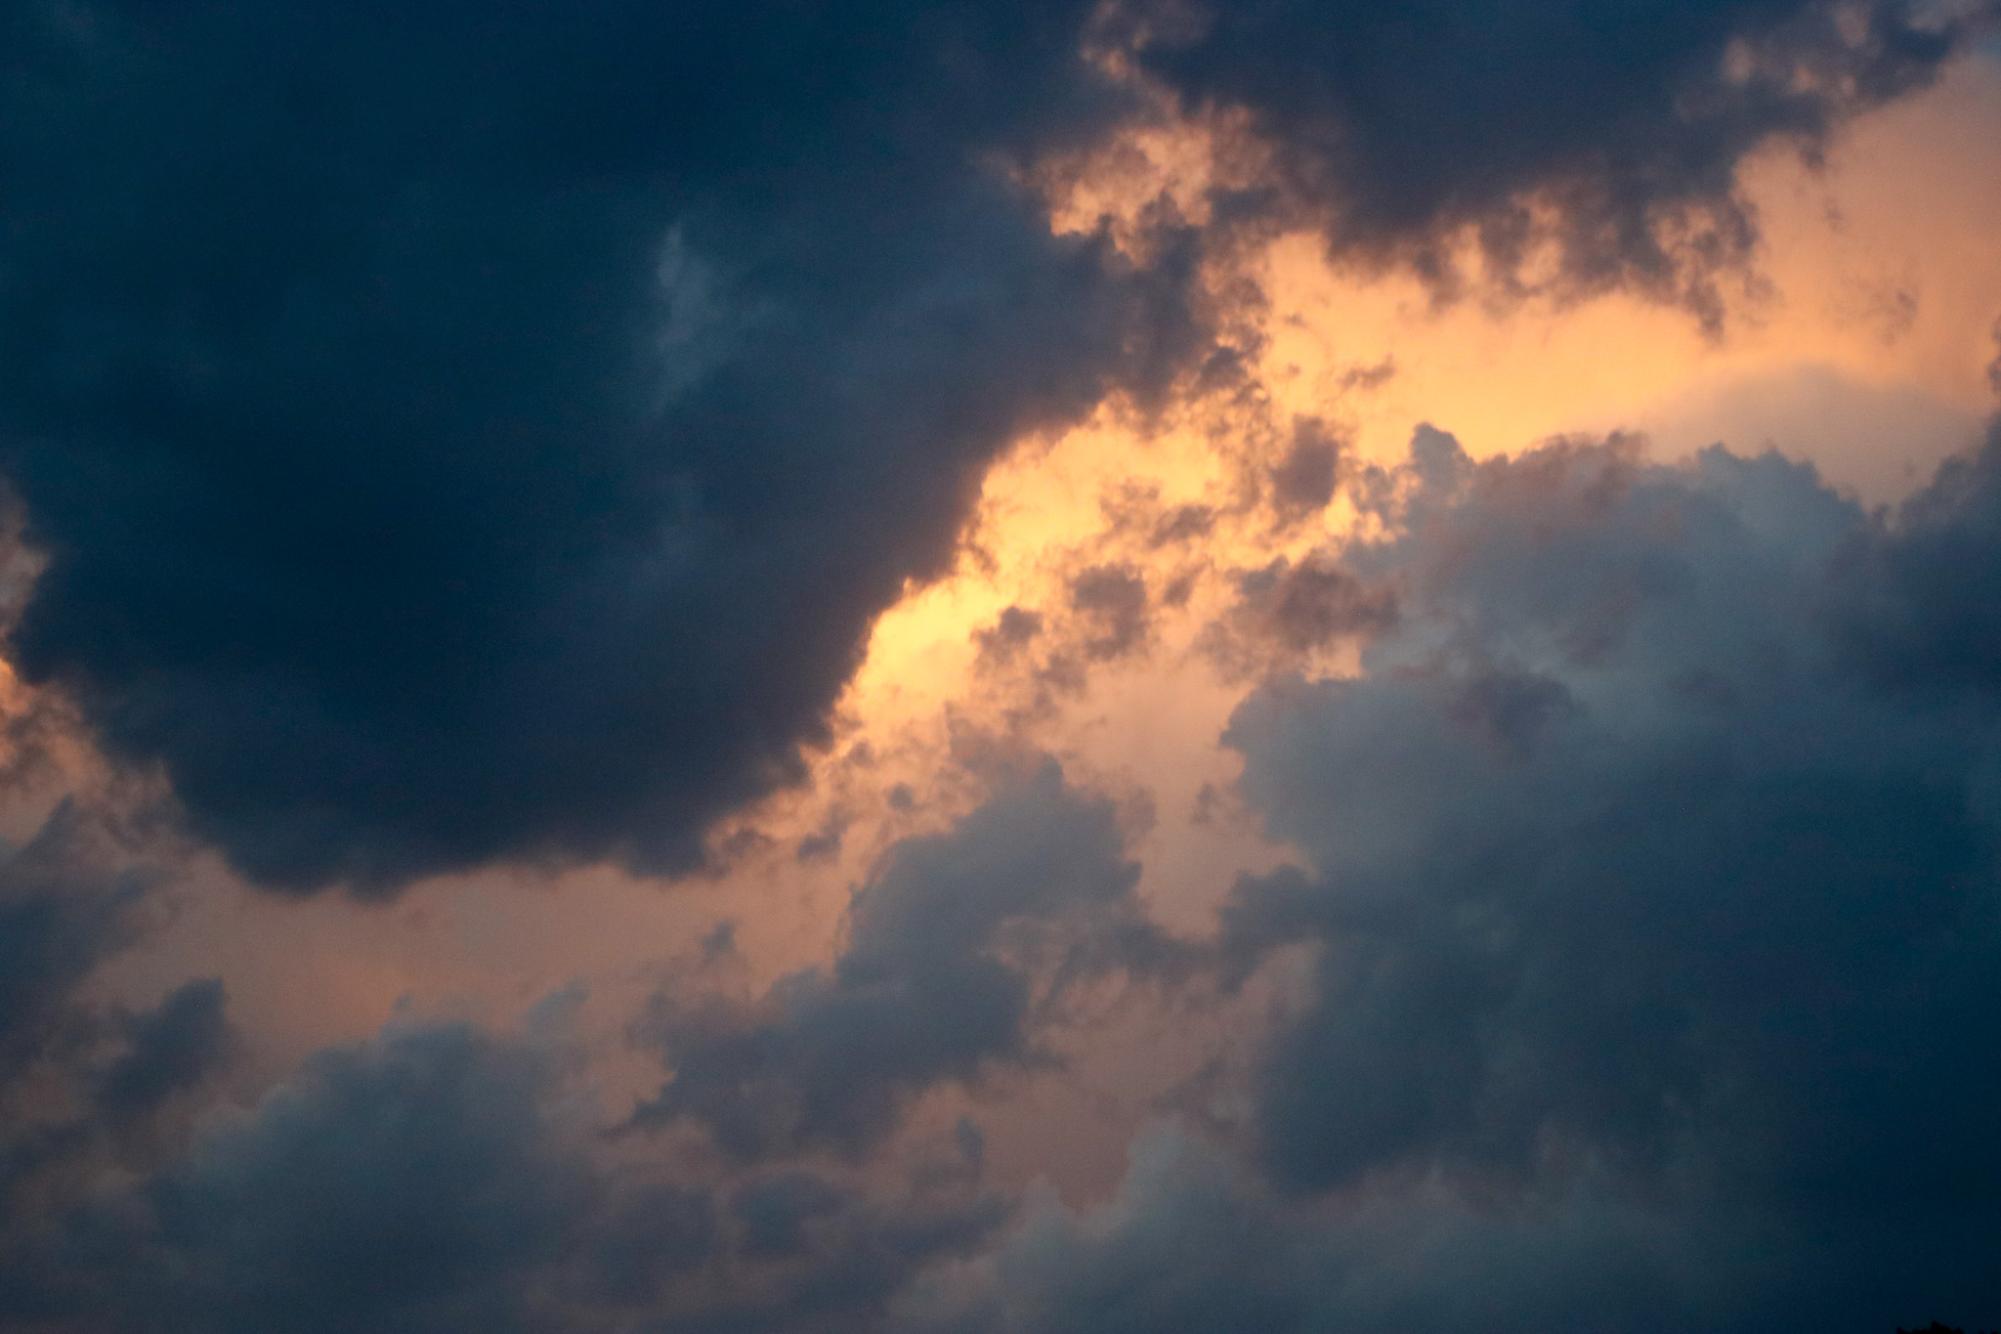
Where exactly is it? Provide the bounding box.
[632,761,1165,1160]
[9,431,2000,1334]
[711,1169,1008,1330]
[1846,419,2001,694]
[933,424,2001,1331]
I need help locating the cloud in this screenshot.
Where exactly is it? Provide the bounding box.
[0,1006,1017,1332]
[700,1170,1007,1333]
[1218,425,2001,1325]
[1203,555,1398,678]
[1135,0,1987,322]
[0,1019,591,1331]
[145,1025,587,1333]
[1266,418,1343,519]
[892,422,2001,1332]
[583,1182,717,1308]
[1630,364,1981,504]
[0,799,240,1295]
[975,606,1046,669]
[92,978,231,1124]
[0,801,141,1086]
[734,1172,854,1260]
[0,0,1201,894]
[632,760,1161,1160]
[1845,418,2001,694]
[894,1127,1794,1334]
[4,0,1977,895]
[2,9,1996,1326]
[1071,565,1153,661]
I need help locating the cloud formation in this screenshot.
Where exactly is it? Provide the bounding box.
[5,0,1985,893]
[0,0,1196,893]
[1,5,1997,1331]
[633,760,1161,1160]
[1137,0,1986,321]
[927,424,2001,1331]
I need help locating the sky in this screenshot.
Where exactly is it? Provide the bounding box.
[2,2,2000,1330]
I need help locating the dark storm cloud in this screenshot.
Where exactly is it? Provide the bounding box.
[0,0,1198,893]
[3,1,1975,894]
[1136,0,1989,321]
[631,761,1156,1160]
[902,424,2001,1331]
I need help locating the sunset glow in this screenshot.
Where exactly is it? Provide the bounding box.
[3,4,2000,1330]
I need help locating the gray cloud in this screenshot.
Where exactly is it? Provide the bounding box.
[0,1021,587,1332]
[632,760,1160,1160]
[150,1025,588,1333]
[1,1009,1018,1333]
[895,1127,1800,1334]
[895,423,2001,1332]
[1217,426,2001,1326]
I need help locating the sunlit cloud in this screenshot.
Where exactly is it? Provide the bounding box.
[3,6,2000,1331]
